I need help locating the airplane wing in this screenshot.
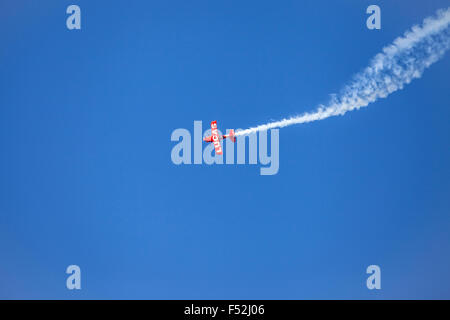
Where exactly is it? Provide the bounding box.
[210,120,223,155]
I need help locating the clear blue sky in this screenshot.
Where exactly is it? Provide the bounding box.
[1,0,449,299]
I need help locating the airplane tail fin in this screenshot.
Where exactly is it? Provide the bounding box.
[229,129,236,143]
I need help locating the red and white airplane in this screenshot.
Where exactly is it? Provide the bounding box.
[203,120,236,155]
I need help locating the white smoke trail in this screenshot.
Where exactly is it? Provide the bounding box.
[235,7,450,136]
